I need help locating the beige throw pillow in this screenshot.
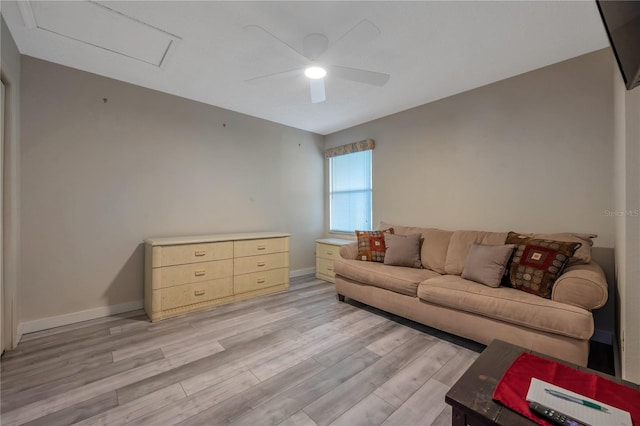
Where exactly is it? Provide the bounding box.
[461,244,516,287]
[383,233,422,268]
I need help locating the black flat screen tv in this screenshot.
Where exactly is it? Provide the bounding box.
[596,0,640,90]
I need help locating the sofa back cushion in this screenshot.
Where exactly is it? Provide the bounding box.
[379,222,453,273]
[378,221,426,237]
[444,230,509,275]
[530,232,596,265]
[421,229,455,274]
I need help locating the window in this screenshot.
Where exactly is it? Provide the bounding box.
[329,149,372,233]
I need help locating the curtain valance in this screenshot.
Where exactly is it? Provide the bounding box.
[324,139,375,159]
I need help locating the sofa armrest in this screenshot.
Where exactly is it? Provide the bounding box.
[552,261,608,310]
[340,242,359,260]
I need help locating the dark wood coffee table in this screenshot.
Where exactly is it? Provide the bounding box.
[445,339,639,426]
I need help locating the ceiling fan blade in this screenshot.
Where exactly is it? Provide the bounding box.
[310,78,326,103]
[329,65,390,86]
[244,68,303,84]
[330,19,381,53]
[244,24,308,62]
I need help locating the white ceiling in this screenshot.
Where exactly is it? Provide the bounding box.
[2,1,609,135]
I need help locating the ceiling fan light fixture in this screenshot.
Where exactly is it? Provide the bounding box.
[304,66,327,79]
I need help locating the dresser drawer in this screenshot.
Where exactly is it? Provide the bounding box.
[234,237,289,258]
[153,241,234,267]
[152,259,233,289]
[233,268,288,294]
[316,257,336,278]
[316,243,342,261]
[233,252,288,275]
[160,277,233,310]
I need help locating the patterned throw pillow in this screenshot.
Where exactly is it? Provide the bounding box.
[505,232,582,299]
[355,228,394,262]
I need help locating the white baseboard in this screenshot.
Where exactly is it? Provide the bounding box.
[15,323,24,349]
[17,269,315,338]
[290,267,315,278]
[19,300,144,335]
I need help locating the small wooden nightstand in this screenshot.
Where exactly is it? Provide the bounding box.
[316,238,352,283]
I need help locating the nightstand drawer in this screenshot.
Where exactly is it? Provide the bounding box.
[316,243,342,261]
[152,259,233,289]
[233,268,288,294]
[234,237,289,257]
[316,257,336,278]
[154,241,233,267]
[315,238,351,284]
[234,252,288,275]
[160,277,233,310]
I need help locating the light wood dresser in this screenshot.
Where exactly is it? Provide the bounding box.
[315,238,352,283]
[145,232,290,322]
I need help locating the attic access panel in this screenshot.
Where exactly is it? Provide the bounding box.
[20,1,179,67]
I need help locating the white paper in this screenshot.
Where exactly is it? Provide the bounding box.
[525,378,632,426]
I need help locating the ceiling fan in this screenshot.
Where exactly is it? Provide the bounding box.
[244,19,390,104]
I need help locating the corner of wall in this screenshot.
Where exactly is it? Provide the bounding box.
[1,15,22,350]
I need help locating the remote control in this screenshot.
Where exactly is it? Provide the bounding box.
[529,401,591,426]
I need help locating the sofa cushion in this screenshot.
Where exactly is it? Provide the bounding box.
[417,275,593,340]
[506,232,581,299]
[444,230,509,275]
[383,233,422,268]
[421,229,454,274]
[379,222,453,274]
[461,244,516,287]
[355,228,394,262]
[334,258,440,297]
[531,232,596,265]
[379,221,428,237]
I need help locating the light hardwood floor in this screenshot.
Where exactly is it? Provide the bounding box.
[0,275,481,426]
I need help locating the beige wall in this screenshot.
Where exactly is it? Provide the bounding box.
[1,16,21,348]
[20,57,324,323]
[325,50,615,250]
[613,55,640,384]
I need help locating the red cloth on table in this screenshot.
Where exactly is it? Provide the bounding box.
[492,353,640,426]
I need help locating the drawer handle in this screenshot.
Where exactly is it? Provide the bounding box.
[257,245,267,250]
[194,250,206,257]
[194,270,206,277]
[326,251,333,256]
[194,289,205,296]
[327,266,333,271]
[257,261,266,267]
[257,277,266,284]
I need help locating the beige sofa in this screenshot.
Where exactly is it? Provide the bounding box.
[334,223,608,366]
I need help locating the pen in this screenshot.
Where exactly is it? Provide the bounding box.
[544,389,609,413]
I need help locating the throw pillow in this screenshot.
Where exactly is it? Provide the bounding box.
[383,233,422,268]
[461,244,516,288]
[355,228,394,262]
[505,232,582,299]
[533,232,597,265]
